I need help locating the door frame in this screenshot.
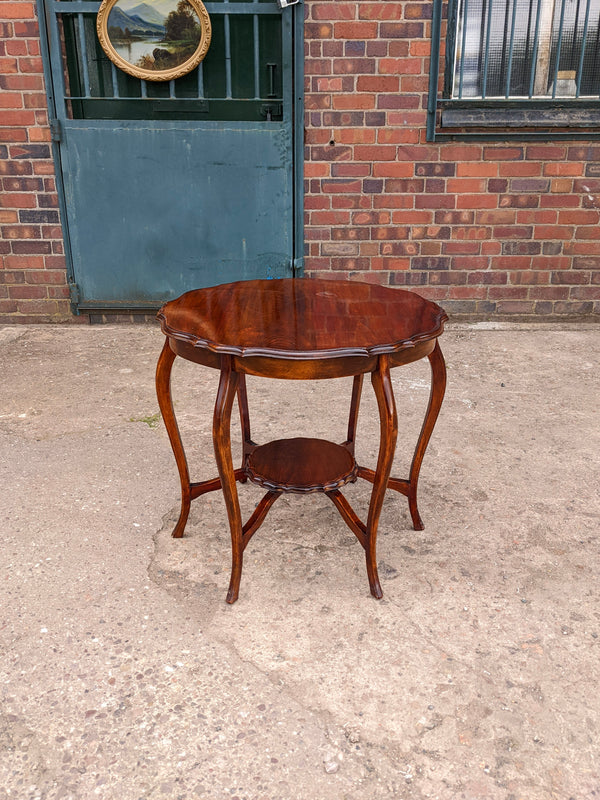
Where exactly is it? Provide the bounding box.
[36,0,304,314]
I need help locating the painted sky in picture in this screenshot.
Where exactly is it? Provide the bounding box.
[118,0,177,22]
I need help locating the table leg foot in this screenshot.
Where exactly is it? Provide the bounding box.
[226,559,242,604]
[408,495,424,532]
[367,558,383,599]
[172,505,191,539]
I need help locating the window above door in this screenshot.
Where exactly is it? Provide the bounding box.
[428,0,600,140]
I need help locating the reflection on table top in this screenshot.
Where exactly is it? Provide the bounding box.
[157,278,448,360]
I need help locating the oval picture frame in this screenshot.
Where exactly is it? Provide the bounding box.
[96,0,211,82]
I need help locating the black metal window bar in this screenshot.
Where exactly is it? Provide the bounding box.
[428,0,600,139]
[50,0,284,121]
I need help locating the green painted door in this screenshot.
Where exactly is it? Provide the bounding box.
[41,0,303,311]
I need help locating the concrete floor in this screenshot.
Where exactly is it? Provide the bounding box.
[0,322,598,800]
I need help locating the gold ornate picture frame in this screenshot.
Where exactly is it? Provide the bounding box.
[96,0,211,82]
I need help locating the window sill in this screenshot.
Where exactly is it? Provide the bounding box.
[441,104,600,129]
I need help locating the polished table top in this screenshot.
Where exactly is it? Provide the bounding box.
[157,278,448,360]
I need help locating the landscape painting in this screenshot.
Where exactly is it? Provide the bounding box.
[102,0,206,76]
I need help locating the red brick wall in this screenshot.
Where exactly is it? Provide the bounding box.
[0,0,70,323]
[1,0,599,320]
[304,0,600,319]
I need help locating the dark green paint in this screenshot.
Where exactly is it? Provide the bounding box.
[39,0,302,310]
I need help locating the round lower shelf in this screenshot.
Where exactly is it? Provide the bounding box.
[246,437,358,494]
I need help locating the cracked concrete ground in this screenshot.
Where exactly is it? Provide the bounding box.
[0,321,599,800]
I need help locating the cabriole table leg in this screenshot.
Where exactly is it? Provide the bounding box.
[156,338,191,539]
[407,340,447,531]
[212,357,244,604]
[365,355,398,599]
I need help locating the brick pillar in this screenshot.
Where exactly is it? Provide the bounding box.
[0,0,72,322]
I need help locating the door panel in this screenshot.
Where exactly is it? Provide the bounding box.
[62,121,292,304]
[42,0,300,310]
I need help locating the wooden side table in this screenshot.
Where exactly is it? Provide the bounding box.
[156,278,447,603]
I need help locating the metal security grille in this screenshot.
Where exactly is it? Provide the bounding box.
[51,0,284,120]
[428,0,600,139]
[452,0,600,99]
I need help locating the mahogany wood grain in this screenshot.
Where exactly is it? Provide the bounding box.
[236,372,253,483]
[344,374,364,456]
[155,339,191,539]
[365,355,398,599]
[233,354,378,380]
[212,356,243,604]
[189,470,247,500]
[156,278,448,603]
[157,278,446,361]
[407,340,447,530]
[247,437,358,494]
[357,467,410,498]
